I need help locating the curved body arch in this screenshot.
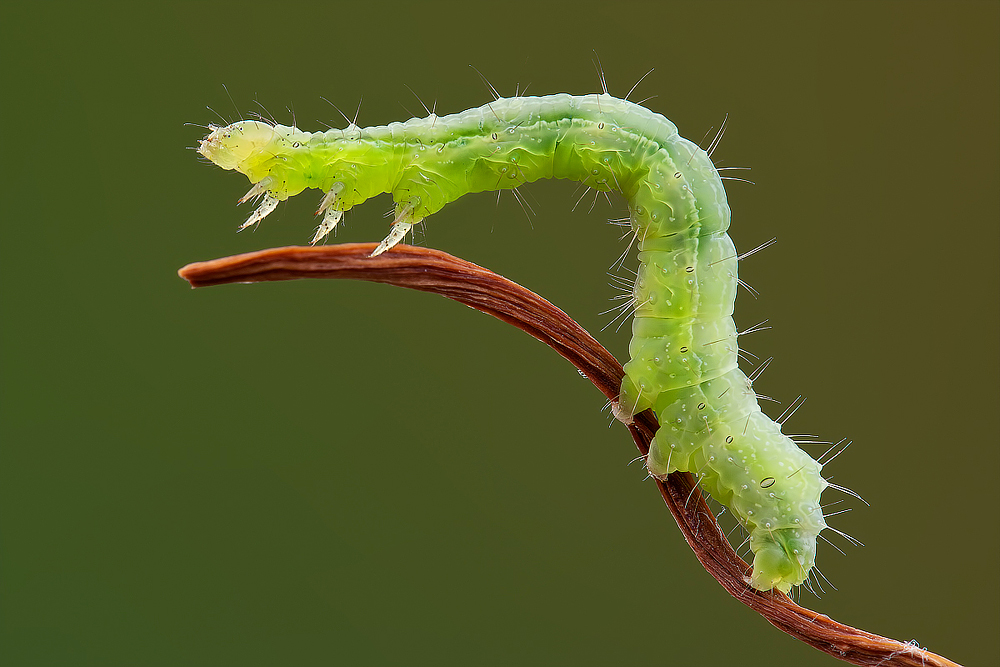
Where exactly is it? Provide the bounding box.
[198,93,830,593]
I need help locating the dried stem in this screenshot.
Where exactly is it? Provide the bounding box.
[179,243,961,667]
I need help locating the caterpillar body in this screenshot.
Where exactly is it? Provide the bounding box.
[198,93,831,594]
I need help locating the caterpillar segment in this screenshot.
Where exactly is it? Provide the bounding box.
[198,93,836,594]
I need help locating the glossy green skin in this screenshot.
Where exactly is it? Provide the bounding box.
[200,94,827,593]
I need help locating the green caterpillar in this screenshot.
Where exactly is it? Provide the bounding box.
[198,93,839,594]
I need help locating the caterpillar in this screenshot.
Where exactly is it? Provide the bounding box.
[197,92,843,594]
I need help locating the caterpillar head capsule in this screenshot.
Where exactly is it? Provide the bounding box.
[198,120,279,171]
[198,120,373,208]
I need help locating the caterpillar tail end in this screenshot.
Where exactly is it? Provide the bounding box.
[748,547,797,595]
[747,530,816,595]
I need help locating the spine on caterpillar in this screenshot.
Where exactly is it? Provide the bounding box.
[198,93,828,593]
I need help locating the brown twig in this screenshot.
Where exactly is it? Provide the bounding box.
[179,243,961,667]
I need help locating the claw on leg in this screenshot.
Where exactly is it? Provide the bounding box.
[310,208,343,245]
[238,178,273,204]
[312,182,346,244]
[239,194,279,231]
[371,201,421,257]
[371,220,413,257]
[316,182,345,215]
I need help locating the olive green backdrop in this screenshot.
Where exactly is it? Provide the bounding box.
[2,2,997,666]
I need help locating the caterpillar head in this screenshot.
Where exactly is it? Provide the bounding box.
[198,120,278,171]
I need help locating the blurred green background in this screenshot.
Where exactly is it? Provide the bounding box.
[2,2,997,665]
